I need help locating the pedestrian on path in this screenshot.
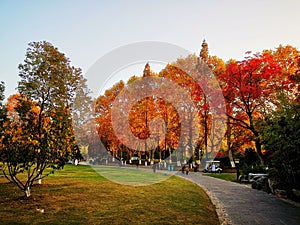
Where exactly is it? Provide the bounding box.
[211,163,216,173]
[186,165,189,175]
[153,163,157,173]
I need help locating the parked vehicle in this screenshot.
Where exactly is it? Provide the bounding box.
[203,160,223,173]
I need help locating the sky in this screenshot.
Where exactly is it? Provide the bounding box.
[0,0,300,99]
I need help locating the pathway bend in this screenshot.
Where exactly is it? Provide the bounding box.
[177,172,300,225]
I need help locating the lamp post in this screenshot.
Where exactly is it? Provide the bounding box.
[235,158,240,181]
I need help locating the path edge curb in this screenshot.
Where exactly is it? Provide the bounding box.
[176,174,233,225]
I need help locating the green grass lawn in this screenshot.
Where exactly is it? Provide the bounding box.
[203,173,238,182]
[92,166,178,186]
[0,165,219,225]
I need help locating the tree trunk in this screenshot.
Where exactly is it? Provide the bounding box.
[255,137,265,165]
[24,186,31,198]
[168,148,172,163]
[227,118,235,168]
[228,149,235,168]
[151,148,155,165]
[249,116,265,165]
[38,173,42,185]
[204,113,208,160]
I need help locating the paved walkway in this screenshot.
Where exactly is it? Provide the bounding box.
[177,172,300,225]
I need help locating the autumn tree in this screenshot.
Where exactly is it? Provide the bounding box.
[95,81,125,161]
[152,97,180,163]
[168,50,225,162]
[1,94,49,197]
[199,42,211,161]
[225,118,254,162]
[264,45,299,102]
[197,41,227,162]
[82,118,106,159]
[219,51,285,165]
[94,43,300,173]
[0,41,84,197]
[158,61,199,163]
[95,65,189,165]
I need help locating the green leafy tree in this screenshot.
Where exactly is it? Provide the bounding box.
[72,76,93,144]
[0,41,83,197]
[260,94,300,191]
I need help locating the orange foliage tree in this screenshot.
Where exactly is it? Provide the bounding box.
[1,94,65,197]
[94,42,298,168]
[95,55,225,165]
[95,66,182,164]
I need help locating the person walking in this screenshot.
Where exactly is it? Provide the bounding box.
[153,163,157,173]
[212,163,216,173]
[182,164,185,174]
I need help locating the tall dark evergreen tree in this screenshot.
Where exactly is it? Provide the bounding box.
[200,39,209,63]
[0,81,7,162]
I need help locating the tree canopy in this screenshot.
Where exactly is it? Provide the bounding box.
[0,41,88,197]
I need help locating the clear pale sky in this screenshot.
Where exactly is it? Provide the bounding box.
[0,0,299,99]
